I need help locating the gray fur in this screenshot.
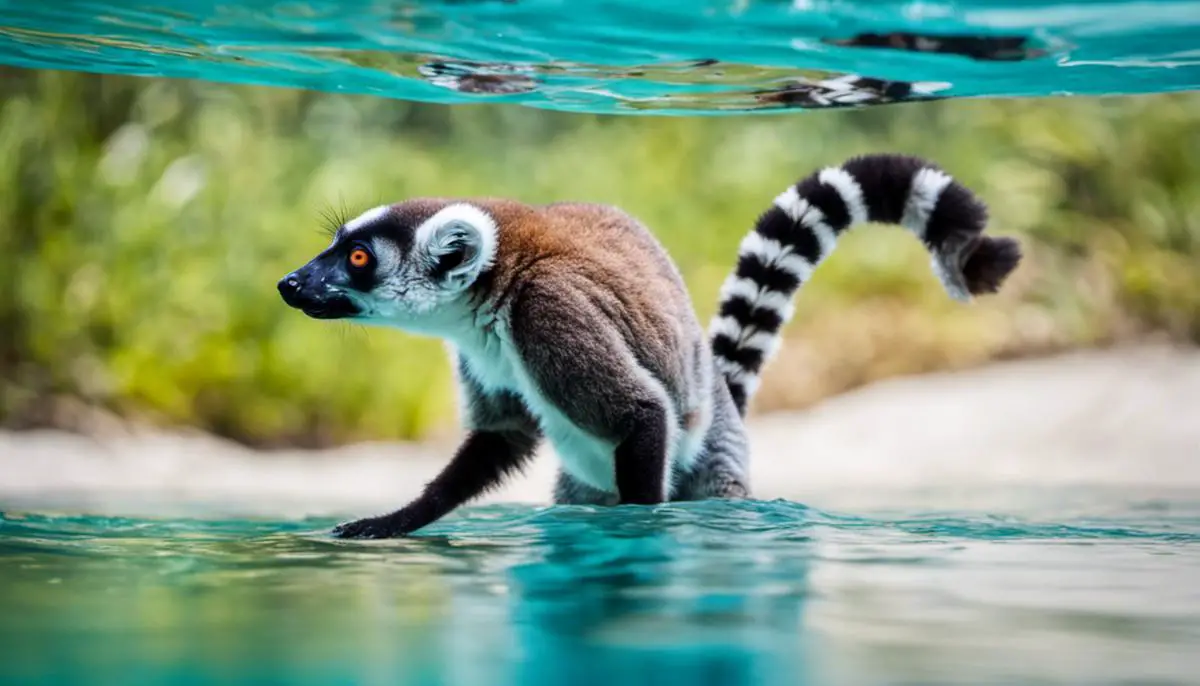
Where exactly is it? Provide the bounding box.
[672,371,751,501]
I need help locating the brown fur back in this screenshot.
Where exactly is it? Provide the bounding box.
[469,199,703,412]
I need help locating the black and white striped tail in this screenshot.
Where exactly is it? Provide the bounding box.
[710,153,1022,416]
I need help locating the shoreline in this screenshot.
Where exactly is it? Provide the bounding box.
[3,344,1199,519]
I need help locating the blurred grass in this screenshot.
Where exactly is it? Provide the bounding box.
[1,68,1198,447]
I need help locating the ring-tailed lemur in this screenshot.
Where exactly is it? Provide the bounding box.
[277,153,1021,538]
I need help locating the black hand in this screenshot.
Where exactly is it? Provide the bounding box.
[332,513,416,539]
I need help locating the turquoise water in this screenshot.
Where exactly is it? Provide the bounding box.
[1,1,1199,114]
[4,497,1200,685]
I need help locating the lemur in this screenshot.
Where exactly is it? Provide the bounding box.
[277,153,1021,539]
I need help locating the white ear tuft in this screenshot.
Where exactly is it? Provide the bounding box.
[415,203,498,289]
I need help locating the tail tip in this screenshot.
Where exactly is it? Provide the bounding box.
[963,236,1022,296]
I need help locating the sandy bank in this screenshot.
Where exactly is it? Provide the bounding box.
[2,344,1198,519]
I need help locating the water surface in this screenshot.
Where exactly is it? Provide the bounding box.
[1,1,1199,114]
[3,497,1200,686]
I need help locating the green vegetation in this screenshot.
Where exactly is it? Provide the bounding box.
[2,68,1198,447]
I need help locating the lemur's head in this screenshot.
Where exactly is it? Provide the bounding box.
[277,201,498,328]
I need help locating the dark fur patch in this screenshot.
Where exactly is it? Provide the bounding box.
[840,154,926,225]
[788,220,824,265]
[735,253,802,294]
[752,206,797,246]
[718,295,785,333]
[711,333,765,374]
[753,205,823,261]
[923,181,988,250]
[795,175,851,232]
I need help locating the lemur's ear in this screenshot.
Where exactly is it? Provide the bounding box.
[417,203,498,289]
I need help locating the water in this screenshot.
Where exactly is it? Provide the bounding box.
[1,1,1200,114]
[3,497,1200,686]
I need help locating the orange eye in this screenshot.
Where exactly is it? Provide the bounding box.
[348,248,371,269]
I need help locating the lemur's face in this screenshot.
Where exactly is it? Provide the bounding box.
[277,202,497,329]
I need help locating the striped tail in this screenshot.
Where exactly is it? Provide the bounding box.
[710,153,1022,416]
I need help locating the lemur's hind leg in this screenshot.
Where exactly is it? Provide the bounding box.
[672,402,752,501]
[553,470,619,506]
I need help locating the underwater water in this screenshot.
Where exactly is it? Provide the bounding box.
[3,496,1200,686]
[1,0,1199,114]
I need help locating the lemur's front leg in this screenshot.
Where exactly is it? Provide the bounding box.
[332,428,539,538]
[333,376,541,539]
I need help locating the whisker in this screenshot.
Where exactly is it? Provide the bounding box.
[337,194,350,228]
[317,204,344,239]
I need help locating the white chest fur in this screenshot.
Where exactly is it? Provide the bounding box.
[452,328,619,493]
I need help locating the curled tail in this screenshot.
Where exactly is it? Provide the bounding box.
[710,153,1022,416]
